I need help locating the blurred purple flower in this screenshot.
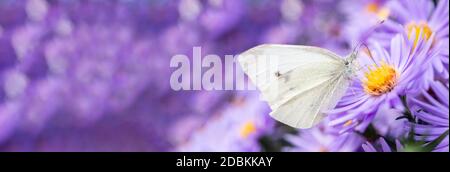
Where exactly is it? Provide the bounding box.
[0,0,447,152]
[176,93,274,152]
[341,0,390,45]
[0,0,187,151]
[0,102,21,143]
[285,125,363,152]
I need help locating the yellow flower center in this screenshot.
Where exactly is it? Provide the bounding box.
[240,121,257,138]
[365,2,390,20]
[319,146,329,152]
[405,21,433,49]
[363,62,398,96]
[343,120,353,127]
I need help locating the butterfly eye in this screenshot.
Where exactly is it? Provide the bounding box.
[344,61,349,65]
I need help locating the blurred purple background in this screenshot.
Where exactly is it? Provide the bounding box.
[2,0,445,152]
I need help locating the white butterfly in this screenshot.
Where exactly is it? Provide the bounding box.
[238,44,359,129]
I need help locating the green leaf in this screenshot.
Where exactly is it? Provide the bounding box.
[422,129,449,152]
[402,129,449,152]
[400,95,415,122]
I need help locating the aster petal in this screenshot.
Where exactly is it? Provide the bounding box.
[337,92,367,106]
[355,112,376,132]
[339,122,360,134]
[410,98,448,120]
[395,34,413,73]
[433,56,445,73]
[395,140,404,151]
[438,38,450,57]
[337,133,363,152]
[395,34,416,73]
[401,36,436,84]
[387,0,410,23]
[414,0,433,20]
[378,137,392,152]
[360,96,384,114]
[434,143,449,152]
[369,33,394,48]
[329,111,362,126]
[429,0,449,32]
[372,41,388,63]
[411,124,448,135]
[380,20,404,33]
[326,95,369,114]
[413,107,448,126]
[433,19,449,38]
[390,34,402,70]
[418,115,448,127]
[429,81,449,106]
[362,141,377,152]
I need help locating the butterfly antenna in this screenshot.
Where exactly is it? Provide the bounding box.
[351,20,385,57]
[361,43,379,67]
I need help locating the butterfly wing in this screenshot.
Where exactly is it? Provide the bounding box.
[269,73,350,128]
[238,44,350,128]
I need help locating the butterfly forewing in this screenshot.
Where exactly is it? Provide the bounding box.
[238,44,349,128]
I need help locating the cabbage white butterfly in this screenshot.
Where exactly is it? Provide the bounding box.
[238,44,360,129]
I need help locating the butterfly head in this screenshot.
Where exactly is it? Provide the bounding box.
[342,47,362,79]
[344,45,359,69]
[347,50,358,64]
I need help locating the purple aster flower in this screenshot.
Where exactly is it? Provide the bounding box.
[372,0,449,81]
[407,81,449,152]
[327,33,436,133]
[285,124,363,152]
[362,137,404,152]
